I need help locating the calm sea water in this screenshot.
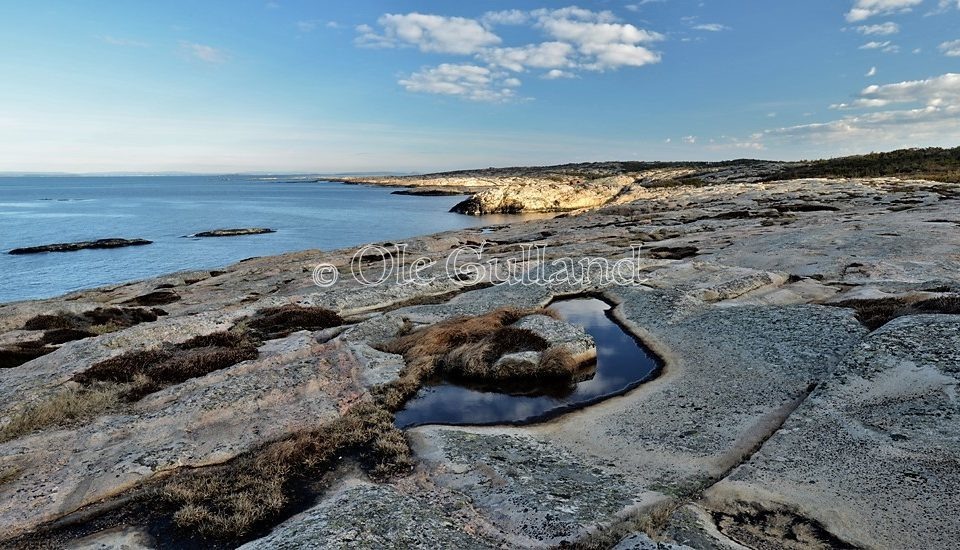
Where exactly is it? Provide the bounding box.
[0,176,509,303]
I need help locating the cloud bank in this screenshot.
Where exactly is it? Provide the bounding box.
[356,6,664,101]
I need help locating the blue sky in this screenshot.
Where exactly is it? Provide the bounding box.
[0,0,958,173]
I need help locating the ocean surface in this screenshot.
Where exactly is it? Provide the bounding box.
[0,176,523,304]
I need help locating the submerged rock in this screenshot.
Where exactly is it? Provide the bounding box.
[8,238,152,255]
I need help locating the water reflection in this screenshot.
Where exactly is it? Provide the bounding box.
[394,297,662,428]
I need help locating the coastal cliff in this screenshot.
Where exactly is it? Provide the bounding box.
[336,147,960,215]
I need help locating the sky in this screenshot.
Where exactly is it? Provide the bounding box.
[0,0,958,173]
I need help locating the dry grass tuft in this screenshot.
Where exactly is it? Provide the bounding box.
[41,328,97,345]
[2,307,168,369]
[3,308,162,369]
[245,304,344,340]
[0,332,257,443]
[565,499,682,550]
[23,307,162,333]
[0,342,56,369]
[161,401,411,538]
[153,307,581,540]
[379,307,579,390]
[713,503,857,550]
[0,383,125,443]
[833,294,960,330]
[0,465,22,485]
[121,290,181,306]
[72,331,258,400]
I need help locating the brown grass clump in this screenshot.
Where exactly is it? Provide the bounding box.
[3,307,163,369]
[0,333,258,442]
[72,331,258,400]
[161,400,411,538]
[8,307,167,364]
[245,304,344,340]
[23,307,162,332]
[0,342,56,369]
[914,295,960,314]
[41,328,97,345]
[377,307,580,394]
[0,465,21,485]
[712,503,857,550]
[0,383,125,443]
[121,290,181,306]
[158,307,580,539]
[646,246,699,260]
[833,294,960,330]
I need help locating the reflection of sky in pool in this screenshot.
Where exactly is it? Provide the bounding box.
[394,297,662,428]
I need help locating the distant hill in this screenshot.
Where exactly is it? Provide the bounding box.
[762,147,960,183]
[394,146,959,184]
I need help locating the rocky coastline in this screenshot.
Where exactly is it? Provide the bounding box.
[1,158,959,548]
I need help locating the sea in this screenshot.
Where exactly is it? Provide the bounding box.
[0,176,528,303]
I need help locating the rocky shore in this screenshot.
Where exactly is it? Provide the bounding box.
[0,168,959,548]
[336,148,960,216]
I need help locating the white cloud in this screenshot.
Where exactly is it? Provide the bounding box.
[832,73,960,109]
[693,23,731,32]
[682,135,697,144]
[478,42,575,72]
[297,20,320,32]
[357,13,501,54]
[356,7,664,101]
[860,40,900,53]
[532,7,663,70]
[626,0,667,11]
[846,0,923,22]
[930,0,960,14]
[101,35,149,47]
[481,10,530,26]
[579,42,661,69]
[867,66,878,76]
[542,69,576,79]
[940,39,960,56]
[180,42,229,63]
[762,73,960,150]
[538,17,663,46]
[855,22,900,35]
[398,63,517,102]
